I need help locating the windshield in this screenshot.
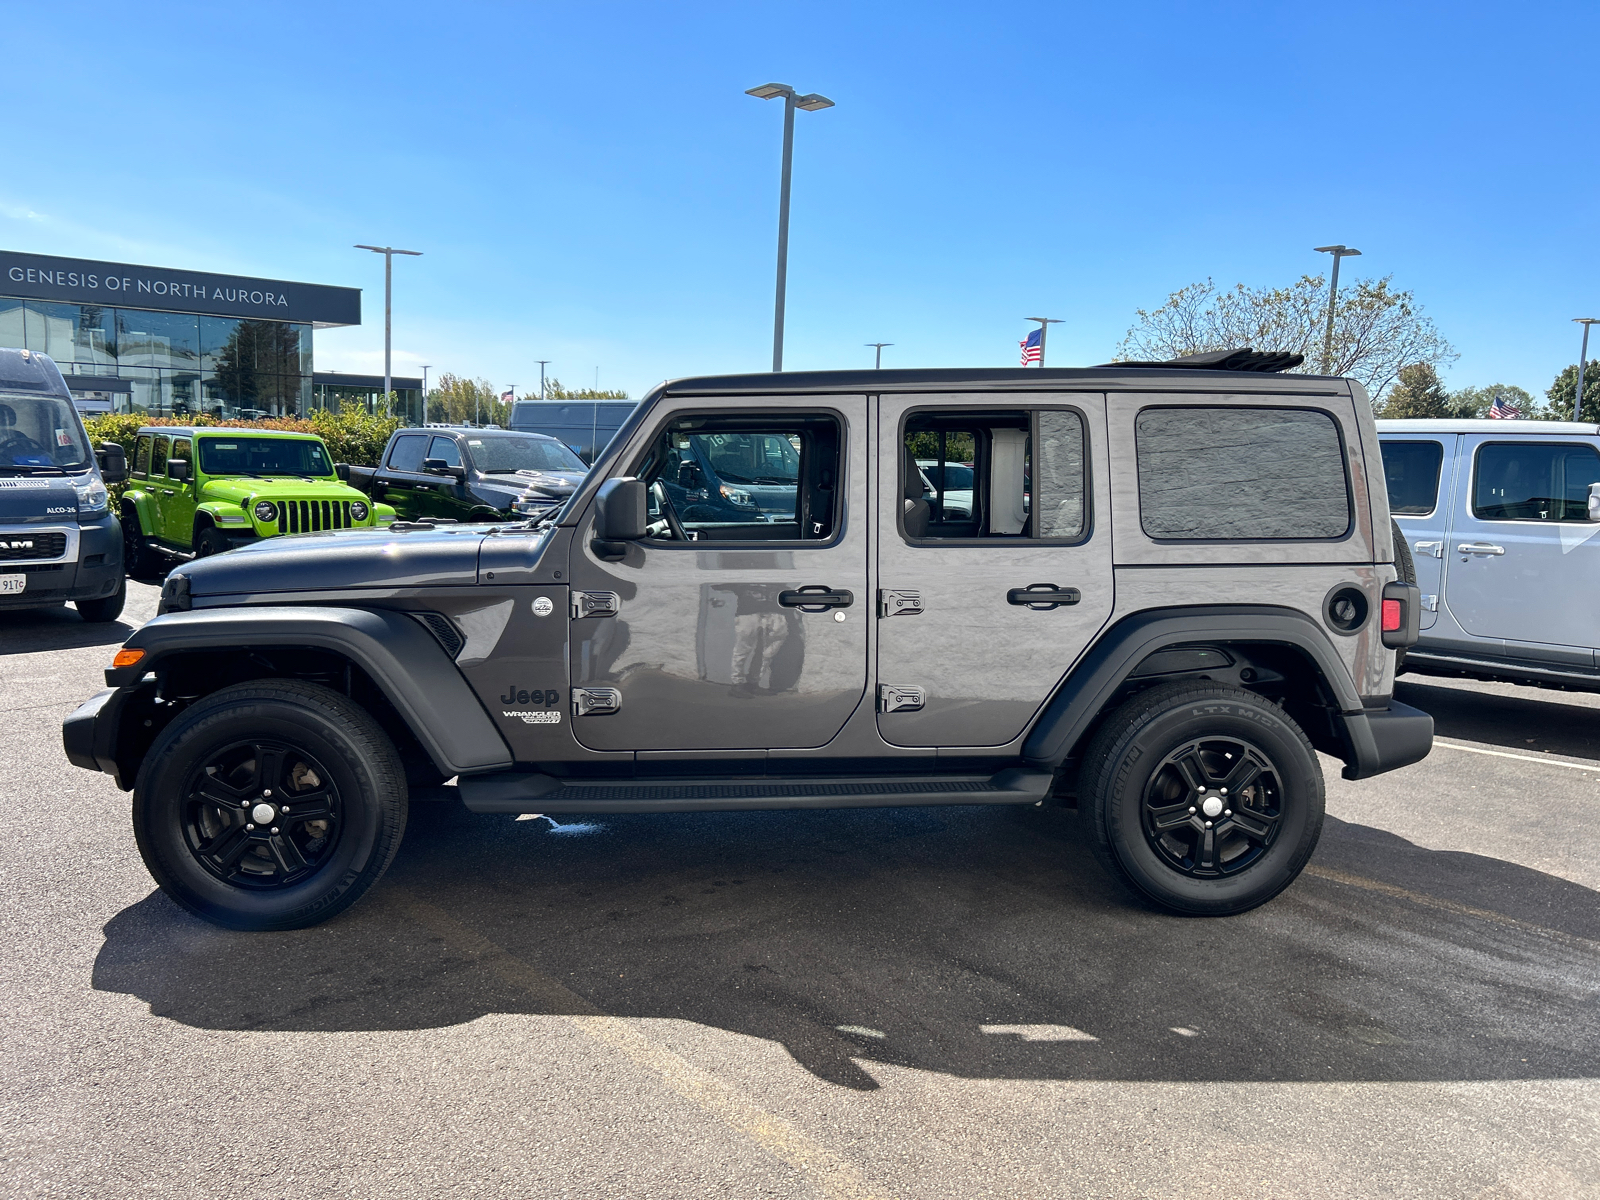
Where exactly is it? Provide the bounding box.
[467,436,587,473]
[0,390,92,472]
[198,436,333,477]
[694,432,800,485]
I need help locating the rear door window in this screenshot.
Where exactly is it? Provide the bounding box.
[133,435,151,479]
[386,434,428,472]
[1135,407,1350,540]
[151,435,170,477]
[1380,440,1445,515]
[1473,442,1600,521]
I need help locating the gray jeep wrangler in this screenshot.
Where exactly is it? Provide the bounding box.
[64,351,1431,930]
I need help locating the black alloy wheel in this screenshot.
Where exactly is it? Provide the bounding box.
[1079,680,1324,916]
[1141,736,1283,878]
[181,740,343,888]
[121,513,156,580]
[133,679,407,930]
[194,525,232,558]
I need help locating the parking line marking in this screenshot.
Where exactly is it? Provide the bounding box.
[393,894,894,1200]
[1304,866,1600,953]
[1432,739,1600,774]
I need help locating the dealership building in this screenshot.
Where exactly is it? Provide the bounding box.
[0,250,421,419]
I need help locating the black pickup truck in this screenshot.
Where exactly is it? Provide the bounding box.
[339,425,588,523]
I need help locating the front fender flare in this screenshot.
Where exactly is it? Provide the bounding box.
[108,605,513,777]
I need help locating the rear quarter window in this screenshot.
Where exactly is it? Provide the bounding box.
[1380,440,1445,515]
[1135,407,1351,540]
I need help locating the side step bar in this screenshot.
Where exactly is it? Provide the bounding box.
[458,768,1055,815]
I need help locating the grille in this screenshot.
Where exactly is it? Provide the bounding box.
[0,532,67,561]
[280,500,357,534]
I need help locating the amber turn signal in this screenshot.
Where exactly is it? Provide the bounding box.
[111,648,146,670]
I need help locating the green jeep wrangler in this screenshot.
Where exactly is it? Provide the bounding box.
[120,427,395,575]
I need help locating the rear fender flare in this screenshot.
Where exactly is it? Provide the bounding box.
[1022,605,1365,770]
[121,490,159,536]
[109,605,513,777]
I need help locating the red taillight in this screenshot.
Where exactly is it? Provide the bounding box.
[1381,598,1403,632]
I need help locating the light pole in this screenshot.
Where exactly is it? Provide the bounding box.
[537,360,550,401]
[1313,245,1362,373]
[866,342,892,368]
[746,82,835,372]
[1574,320,1600,423]
[1024,317,1064,367]
[354,244,422,405]
[420,365,430,426]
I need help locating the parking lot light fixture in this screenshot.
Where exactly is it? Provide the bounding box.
[355,245,422,406]
[1573,319,1600,423]
[866,342,893,369]
[1313,245,1362,374]
[746,82,835,372]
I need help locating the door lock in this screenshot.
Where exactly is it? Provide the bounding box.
[879,685,925,713]
[571,590,621,619]
[878,589,923,618]
[572,687,622,717]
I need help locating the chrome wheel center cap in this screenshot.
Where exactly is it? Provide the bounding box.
[251,802,277,825]
[1201,796,1225,818]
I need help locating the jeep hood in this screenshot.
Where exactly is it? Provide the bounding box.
[177,525,549,595]
[203,477,368,506]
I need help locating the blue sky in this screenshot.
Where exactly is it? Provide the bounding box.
[2,2,1595,399]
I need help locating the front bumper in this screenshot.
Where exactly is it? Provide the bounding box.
[0,513,122,608]
[1338,700,1434,780]
[63,687,124,780]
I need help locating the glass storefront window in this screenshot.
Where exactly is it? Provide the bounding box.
[116,309,199,371]
[22,301,117,367]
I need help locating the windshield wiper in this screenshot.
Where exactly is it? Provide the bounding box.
[0,464,69,476]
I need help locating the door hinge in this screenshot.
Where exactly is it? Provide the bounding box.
[878,684,925,713]
[571,590,620,619]
[878,589,923,618]
[1421,594,1438,612]
[1414,540,1444,559]
[572,687,622,716]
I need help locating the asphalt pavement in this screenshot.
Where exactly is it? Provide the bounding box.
[3,582,1598,1198]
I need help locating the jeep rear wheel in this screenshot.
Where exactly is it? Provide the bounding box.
[1079,680,1324,916]
[121,512,158,581]
[132,680,408,930]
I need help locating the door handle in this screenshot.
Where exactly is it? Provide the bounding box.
[1007,583,1081,610]
[1456,542,1505,556]
[778,586,854,611]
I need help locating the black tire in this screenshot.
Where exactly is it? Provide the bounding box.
[193,524,232,558]
[1079,680,1325,916]
[132,680,408,931]
[75,579,126,623]
[121,512,157,581]
[1391,519,1416,675]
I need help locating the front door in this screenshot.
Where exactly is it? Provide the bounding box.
[1446,434,1600,651]
[876,393,1115,747]
[567,397,868,752]
[1381,435,1457,631]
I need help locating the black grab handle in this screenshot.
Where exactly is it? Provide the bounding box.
[1006,584,1081,610]
[779,587,855,611]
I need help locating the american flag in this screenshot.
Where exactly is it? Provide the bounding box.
[1488,393,1521,420]
[501,389,515,404]
[1019,328,1042,365]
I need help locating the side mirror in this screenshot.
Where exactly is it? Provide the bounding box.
[677,462,705,490]
[1590,482,1600,522]
[423,457,467,482]
[96,443,127,484]
[334,463,350,482]
[593,477,648,551]
[167,458,191,483]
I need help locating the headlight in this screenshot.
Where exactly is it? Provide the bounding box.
[73,476,108,516]
[350,500,369,521]
[254,500,277,523]
[720,485,754,507]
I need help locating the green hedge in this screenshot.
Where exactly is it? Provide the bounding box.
[85,404,402,509]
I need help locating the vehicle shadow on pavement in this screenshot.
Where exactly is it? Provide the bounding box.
[0,604,133,655]
[94,803,1600,1090]
[1398,676,1600,761]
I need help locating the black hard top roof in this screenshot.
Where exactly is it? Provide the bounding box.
[135,426,323,437]
[655,364,1347,397]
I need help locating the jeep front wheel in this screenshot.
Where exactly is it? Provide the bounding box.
[1078,681,1324,916]
[132,680,408,930]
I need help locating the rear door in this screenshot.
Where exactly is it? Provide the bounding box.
[1446,434,1600,652]
[377,432,430,520]
[148,435,172,545]
[1380,435,1456,630]
[875,393,1114,747]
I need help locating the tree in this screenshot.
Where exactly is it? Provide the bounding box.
[426,373,505,425]
[1117,274,1456,404]
[1444,383,1535,419]
[1545,360,1600,423]
[535,378,630,401]
[1378,363,1451,418]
